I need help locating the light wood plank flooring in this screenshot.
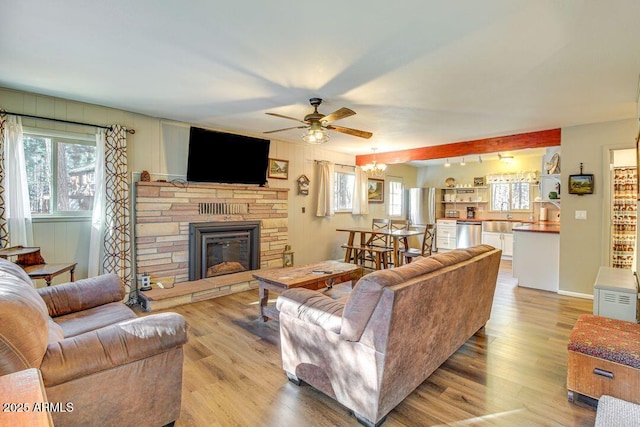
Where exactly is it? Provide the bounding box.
[159,260,597,426]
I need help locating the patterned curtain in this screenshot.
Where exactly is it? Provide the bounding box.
[611,167,637,269]
[0,115,8,248]
[102,125,132,299]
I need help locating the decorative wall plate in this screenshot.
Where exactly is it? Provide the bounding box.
[445,177,455,188]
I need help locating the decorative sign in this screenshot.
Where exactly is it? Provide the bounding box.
[297,174,310,195]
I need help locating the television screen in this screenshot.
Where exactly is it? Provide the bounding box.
[186,127,270,185]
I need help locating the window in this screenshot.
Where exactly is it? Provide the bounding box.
[334,170,355,212]
[23,131,96,215]
[490,182,531,212]
[387,179,404,216]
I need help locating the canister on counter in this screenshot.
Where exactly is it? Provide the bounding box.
[539,207,548,222]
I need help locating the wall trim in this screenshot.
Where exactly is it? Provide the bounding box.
[558,290,593,300]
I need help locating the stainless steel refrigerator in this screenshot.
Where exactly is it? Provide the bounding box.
[406,188,442,225]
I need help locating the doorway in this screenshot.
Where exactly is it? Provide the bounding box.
[608,148,637,269]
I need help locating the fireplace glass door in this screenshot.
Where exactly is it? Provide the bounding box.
[202,232,251,278]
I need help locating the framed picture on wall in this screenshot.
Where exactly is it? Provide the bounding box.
[368,178,384,203]
[268,158,289,179]
[568,174,594,195]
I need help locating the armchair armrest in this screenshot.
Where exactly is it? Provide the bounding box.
[37,274,124,317]
[276,288,344,334]
[40,312,187,387]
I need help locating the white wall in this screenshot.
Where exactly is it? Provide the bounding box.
[4,87,637,295]
[0,87,418,280]
[560,119,638,296]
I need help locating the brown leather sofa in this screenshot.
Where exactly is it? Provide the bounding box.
[0,257,188,427]
[277,245,502,427]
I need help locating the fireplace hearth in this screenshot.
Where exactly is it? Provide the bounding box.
[189,221,261,281]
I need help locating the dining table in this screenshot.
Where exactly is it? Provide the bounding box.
[336,226,424,268]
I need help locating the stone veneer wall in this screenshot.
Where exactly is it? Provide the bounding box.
[135,181,289,285]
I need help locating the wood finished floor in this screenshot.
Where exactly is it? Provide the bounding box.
[159,260,597,426]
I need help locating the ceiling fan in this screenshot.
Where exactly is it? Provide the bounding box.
[264,98,373,144]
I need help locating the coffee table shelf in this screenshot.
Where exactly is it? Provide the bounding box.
[253,260,362,321]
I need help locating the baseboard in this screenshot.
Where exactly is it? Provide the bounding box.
[558,290,593,300]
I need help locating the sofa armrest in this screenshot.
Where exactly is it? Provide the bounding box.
[40,312,187,387]
[276,288,344,334]
[37,274,124,317]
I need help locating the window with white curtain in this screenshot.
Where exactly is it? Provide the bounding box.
[490,182,531,211]
[334,170,355,212]
[22,130,96,215]
[487,171,536,212]
[387,178,404,216]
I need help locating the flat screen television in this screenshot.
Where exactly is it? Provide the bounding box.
[186,127,270,185]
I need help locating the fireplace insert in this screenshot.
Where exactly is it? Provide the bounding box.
[189,221,261,280]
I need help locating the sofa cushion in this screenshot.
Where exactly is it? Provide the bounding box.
[54,302,137,338]
[48,319,65,344]
[277,288,344,334]
[430,250,472,267]
[461,244,495,258]
[37,274,124,317]
[0,256,34,285]
[0,275,50,375]
[340,256,444,342]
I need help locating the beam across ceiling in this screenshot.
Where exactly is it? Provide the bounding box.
[356,129,561,166]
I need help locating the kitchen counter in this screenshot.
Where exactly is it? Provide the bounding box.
[513,222,560,233]
[512,224,560,292]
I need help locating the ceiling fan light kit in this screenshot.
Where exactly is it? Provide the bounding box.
[265,98,372,144]
[302,121,329,144]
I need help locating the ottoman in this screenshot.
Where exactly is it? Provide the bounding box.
[567,314,640,404]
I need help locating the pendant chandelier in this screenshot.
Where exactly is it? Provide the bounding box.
[361,148,387,177]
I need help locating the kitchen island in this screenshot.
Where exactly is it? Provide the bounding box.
[512,222,560,292]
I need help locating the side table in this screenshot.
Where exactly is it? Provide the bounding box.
[0,246,76,286]
[0,368,54,426]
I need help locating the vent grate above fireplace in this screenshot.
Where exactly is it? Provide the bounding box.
[198,202,249,215]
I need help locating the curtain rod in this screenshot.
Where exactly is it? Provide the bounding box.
[314,160,355,169]
[0,109,136,134]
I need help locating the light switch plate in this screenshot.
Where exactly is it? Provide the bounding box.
[575,210,587,220]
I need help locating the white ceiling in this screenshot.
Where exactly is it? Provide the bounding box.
[2,1,640,157]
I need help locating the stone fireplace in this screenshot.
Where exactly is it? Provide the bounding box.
[189,221,260,280]
[135,181,288,287]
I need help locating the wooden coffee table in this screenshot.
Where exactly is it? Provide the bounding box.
[253,260,363,321]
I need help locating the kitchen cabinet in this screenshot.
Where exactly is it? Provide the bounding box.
[436,219,457,252]
[482,231,515,257]
[441,187,488,219]
[441,186,488,204]
[539,174,561,208]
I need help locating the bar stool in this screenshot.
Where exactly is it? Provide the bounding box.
[401,224,435,263]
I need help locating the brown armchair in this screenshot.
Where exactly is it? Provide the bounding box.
[0,257,187,427]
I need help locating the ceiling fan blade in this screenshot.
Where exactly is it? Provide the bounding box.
[327,124,373,139]
[321,107,356,124]
[263,125,307,134]
[265,112,307,124]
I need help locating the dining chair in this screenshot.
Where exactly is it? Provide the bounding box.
[401,224,436,263]
[389,219,410,265]
[362,218,393,269]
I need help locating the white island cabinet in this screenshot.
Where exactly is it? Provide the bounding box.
[481,232,515,257]
[512,223,560,292]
